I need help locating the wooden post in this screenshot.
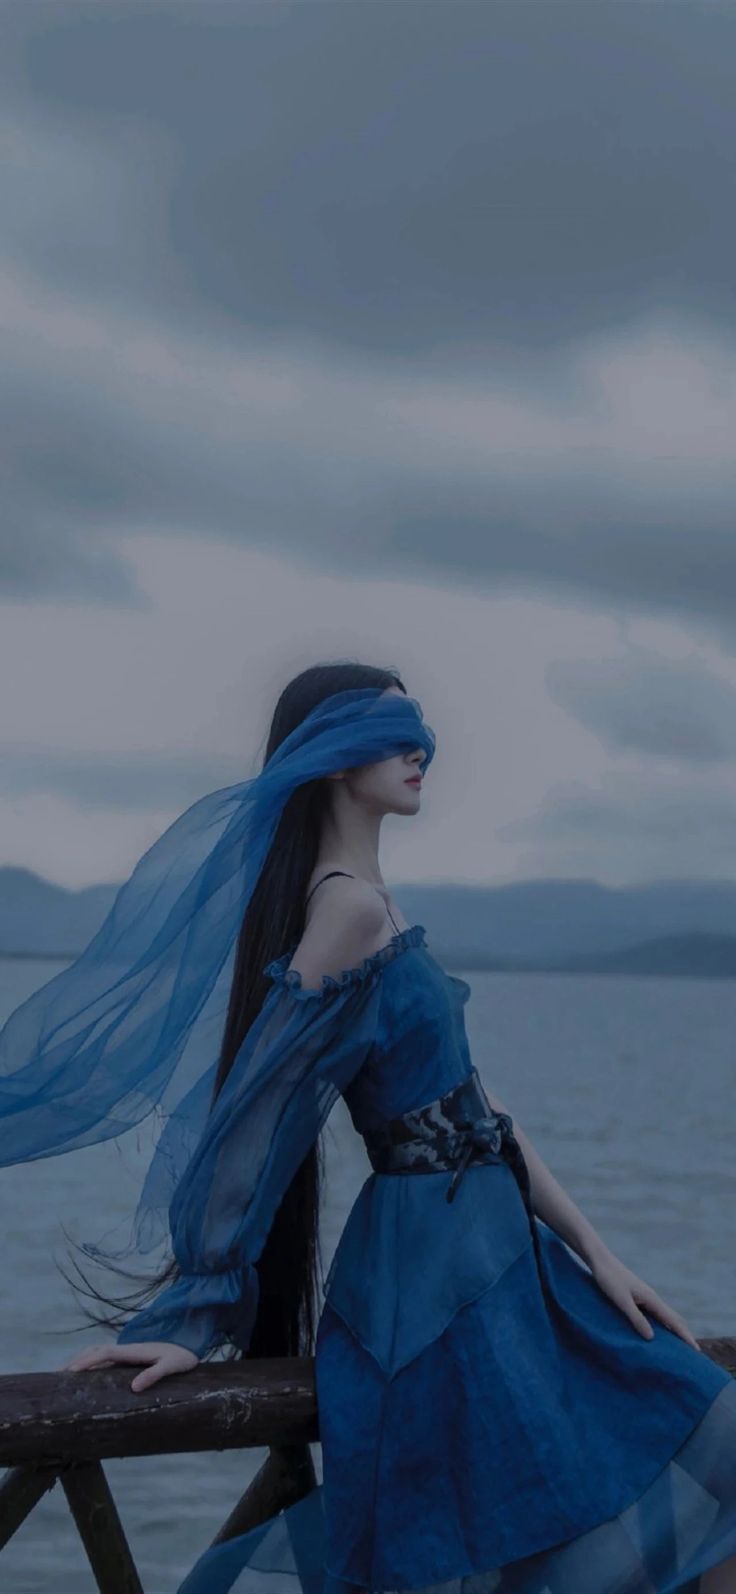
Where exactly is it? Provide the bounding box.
[0,1464,59,1548]
[59,1462,143,1594]
[210,1442,318,1545]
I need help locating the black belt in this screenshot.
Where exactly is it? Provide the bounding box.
[362,1069,545,1283]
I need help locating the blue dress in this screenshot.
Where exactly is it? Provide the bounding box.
[166,925,736,1594]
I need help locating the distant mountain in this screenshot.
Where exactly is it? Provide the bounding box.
[460,932,736,979]
[396,878,736,963]
[0,867,119,959]
[4,866,736,977]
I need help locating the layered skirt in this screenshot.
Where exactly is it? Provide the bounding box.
[179,1157,736,1594]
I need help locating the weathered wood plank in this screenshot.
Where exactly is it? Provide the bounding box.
[59,1462,143,1594]
[0,1358,318,1467]
[210,1442,318,1545]
[0,1464,58,1548]
[0,1342,732,1477]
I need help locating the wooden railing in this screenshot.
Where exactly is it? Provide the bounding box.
[0,1357,317,1593]
[1,1342,735,1592]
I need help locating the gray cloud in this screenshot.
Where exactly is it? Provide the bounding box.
[0,744,248,810]
[5,278,736,624]
[496,774,736,883]
[2,0,736,630]
[545,653,736,763]
[5,2,736,351]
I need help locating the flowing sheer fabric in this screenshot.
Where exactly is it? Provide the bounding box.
[176,1375,736,1594]
[0,687,434,1285]
[117,962,386,1357]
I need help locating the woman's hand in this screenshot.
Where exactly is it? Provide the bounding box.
[61,1340,199,1393]
[590,1253,702,1352]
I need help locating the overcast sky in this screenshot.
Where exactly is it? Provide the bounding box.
[3,0,736,892]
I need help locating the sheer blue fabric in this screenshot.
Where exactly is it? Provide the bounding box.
[118,958,388,1357]
[0,686,434,1352]
[177,1377,736,1594]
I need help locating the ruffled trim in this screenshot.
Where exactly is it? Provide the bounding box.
[263,923,427,1000]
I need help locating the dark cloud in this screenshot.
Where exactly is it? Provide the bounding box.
[0,743,248,810]
[545,654,736,763]
[0,517,145,605]
[5,1,736,351]
[2,0,736,620]
[496,774,736,870]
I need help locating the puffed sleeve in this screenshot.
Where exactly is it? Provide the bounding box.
[116,953,385,1360]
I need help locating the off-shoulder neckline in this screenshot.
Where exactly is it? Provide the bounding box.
[263,923,427,1000]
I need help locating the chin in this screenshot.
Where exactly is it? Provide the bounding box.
[395,790,421,813]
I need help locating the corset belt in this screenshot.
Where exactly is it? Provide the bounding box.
[362,1068,545,1280]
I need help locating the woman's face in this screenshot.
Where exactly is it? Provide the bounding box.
[328,683,427,817]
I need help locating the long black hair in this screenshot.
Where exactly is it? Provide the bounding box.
[58,660,405,1361]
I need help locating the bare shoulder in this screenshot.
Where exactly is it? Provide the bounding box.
[288,876,389,987]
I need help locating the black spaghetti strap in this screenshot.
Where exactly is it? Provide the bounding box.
[305,870,403,935]
[304,870,355,907]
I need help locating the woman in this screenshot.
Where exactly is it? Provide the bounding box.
[1,661,735,1593]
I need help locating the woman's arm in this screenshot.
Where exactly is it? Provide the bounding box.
[63,899,388,1390]
[484,1085,702,1351]
[484,1085,614,1271]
